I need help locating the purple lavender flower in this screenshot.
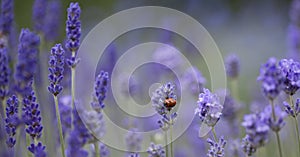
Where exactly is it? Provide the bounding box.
[65,2,81,56]
[283,99,300,117]
[44,0,62,42]
[287,24,300,61]
[195,88,223,127]
[242,113,270,147]
[15,29,40,95]
[278,59,300,95]
[0,38,9,101]
[32,0,47,32]
[257,58,284,100]
[23,89,43,140]
[0,0,14,36]
[48,44,65,96]
[261,105,287,132]
[28,142,46,157]
[5,95,19,147]
[59,95,72,135]
[157,112,177,131]
[207,136,226,157]
[147,143,166,157]
[91,71,109,112]
[225,54,240,79]
[82,110,105,140]
[217,90,240,122]
[151,82,177,115]
[125,128,142,153]
[152,45,183,70]
[182,66,206,95]
[241,135,256,156]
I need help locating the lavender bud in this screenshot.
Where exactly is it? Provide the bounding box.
[261,105,287,132]
[5,95,19,147]
[225,54,240,79]
[0,38,10,101]
[241,135,256,156]
[32,0,47,32]
[278,59,300,95]
[147,143,166,157]
[207,136,226,157]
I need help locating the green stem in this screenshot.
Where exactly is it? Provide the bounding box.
[230,78,239,100]
[54,95,66,157]
[270,99,283,157]
[211,127,218,142]
[94,142,100,157]
[165,130,168,157]
[71,65,76,130]
[288,95,300,155]
[170,124,173,157]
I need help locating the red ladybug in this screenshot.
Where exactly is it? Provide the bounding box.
[164,98,176,110]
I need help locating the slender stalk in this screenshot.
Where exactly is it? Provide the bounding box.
[165,130,168,157]
[54,95,66,157]
[71,66,75,130]
[230,78,239,100]
[211,127,218,142]
[288,95,300,155]
[270,99,283,157]
[170,124,173,157]
[94,142,100,157]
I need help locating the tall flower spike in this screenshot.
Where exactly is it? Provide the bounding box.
[0,0,14,36]
[207,136,227,157]
[283,99,300,117]
[242,113,270,147]
[66,2,81,55]
[32,0,47,32]
[151,82,177,115]
[261,105,287,132]
[278,59,300,95]
[241,135,256,156]
[15,29,40,95]
[91,71,109,112]
[5,95,19,147]
[48,44,65,96]
[147,143,166,157]
[257,57,284,100]
[225,54,240,79]
[23,88,43,140]
[44,0,61,42]
[0,38,9,101]
[195,88,223,127]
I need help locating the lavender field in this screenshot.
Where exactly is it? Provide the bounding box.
[0,0,299,157]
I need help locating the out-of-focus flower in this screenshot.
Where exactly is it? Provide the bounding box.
[261,105,287,132]
[44,0,62,41]
[59,95,72,135]
[28,142,46,157]
[48,44,65,96]
[151,82,177,115]
[0,38,9,101]
[91,71,109,112]
[287,24,300,61]
[82,110,105,140]
[152,45,183,70]
[242,113,270,147]
[5,95,19,147]
[147,143,166,157]
[207,136,226,157]
[225,54,240,79]
[32,0,47,32]
[278,59,300,95]
[0,0,14,36]
[283,99,300,117]
[257,58,284,100]
[182,66,206,95]
[195,88,223,127]
[125,128,142,154]
[15,29,40,95]
[241,135,256,156]
[217,90,240,122]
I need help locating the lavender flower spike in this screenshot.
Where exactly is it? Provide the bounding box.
[147,143,166,157]
[195,88,223,127]
[0,38,9,101]
[15,29,40,95]
[125,128,142,153]
[257,57,284,100]
[48,44,65,96]
[278,59,300,95]
[261,105,287,132]
[66,2,81,54]
[0,0,14,36]
[32,0,47,32]
[241,135,256,156]
[5,95,19,147]
[225,54,240,79]
[283,99,300,117]
[28,142,46,157]
[91,71,109,112]
[44,0,62,41]
[207,136,226,157]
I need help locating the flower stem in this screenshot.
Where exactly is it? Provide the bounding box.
[71,66,75,130]
[270,99,283,157]
[94,142,100,157]
[54,95,66,157]
[211,127,218,142]
[165,130,169,157]
[170,124,173,157]
[230,78,239,100]
[288,95,300,155]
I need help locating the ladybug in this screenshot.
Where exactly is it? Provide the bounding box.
[164,97,176,110]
